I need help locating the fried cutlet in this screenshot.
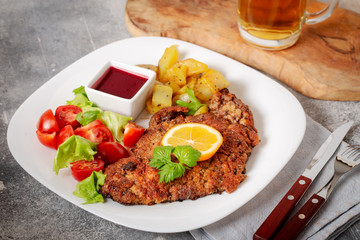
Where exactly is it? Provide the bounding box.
[100,89,260,205]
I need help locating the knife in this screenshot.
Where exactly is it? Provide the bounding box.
[253,121,353,240]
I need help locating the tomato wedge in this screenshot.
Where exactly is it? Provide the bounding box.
[36,109,59,149]
[55,105,82,129]
[74,120,113,143]
[37,109,59,133]
[123,122,145,147]
[36,130,57,149]
[56,125,74,148]
[96,142,129,165]
[74,119,103,132]
[70,159,105,181]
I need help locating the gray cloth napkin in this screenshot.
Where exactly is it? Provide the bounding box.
[190,116,360,240]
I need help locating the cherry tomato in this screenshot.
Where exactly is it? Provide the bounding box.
[74,120,113,143]
[55,105,82,129]
[70,159,105,181]
[36,130,57,149]
[56,125,74,148]
[96,142,130,165]
[37,109,59,133]
[74,119,103,132]
[123,122,145,147]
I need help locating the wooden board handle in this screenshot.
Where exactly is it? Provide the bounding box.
[273,193,326,240]
[253,175,312,240]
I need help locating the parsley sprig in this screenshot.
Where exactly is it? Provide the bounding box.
[176,88,205,115]
[149,145,201,183]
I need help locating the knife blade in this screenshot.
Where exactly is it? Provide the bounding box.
[253,121,353,240]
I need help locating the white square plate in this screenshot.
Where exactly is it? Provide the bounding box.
[7,37,306,233]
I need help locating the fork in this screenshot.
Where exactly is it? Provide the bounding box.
[273,145,360,240]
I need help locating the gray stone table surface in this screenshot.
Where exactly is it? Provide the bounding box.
[1,0,359,239]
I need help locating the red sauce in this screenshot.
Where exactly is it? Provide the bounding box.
[91,66,148,99]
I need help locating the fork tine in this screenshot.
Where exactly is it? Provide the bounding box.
[342,145,360,162]
[352,147,360,162]
[342,145,359,155]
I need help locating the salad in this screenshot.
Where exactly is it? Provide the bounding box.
[35,86,145,204]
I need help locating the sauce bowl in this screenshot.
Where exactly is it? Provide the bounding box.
[85,61,156,119]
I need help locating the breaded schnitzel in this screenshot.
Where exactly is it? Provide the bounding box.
[100,89,259,205]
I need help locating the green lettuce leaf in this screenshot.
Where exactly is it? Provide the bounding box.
[98,111,132,142]
[53,135,97,174]
[66,92,93,108]
[73,170,106,204]
[72,86,88,97]
[66,86,100,111]
[81,105,102,113]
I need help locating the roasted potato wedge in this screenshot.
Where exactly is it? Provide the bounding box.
[177,85,188,95]
[158,45,179,82]
[146,99,163,114]
[165,81,181,94]
[200,69,229,93]
[194,82,213,102]
[163,62,188,86]
[152,85,173,108]
[186,74,199,89]
[180,58,208,75]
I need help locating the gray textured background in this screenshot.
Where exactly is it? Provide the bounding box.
[1,0,359,239]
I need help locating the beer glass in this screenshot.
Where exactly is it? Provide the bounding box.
[237,0,340,50]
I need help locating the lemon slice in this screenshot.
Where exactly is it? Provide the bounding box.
[161,123,223,161]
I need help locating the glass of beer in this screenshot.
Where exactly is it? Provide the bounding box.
[237,0,340,50]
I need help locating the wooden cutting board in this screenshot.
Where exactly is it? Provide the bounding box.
[125,0,360,101]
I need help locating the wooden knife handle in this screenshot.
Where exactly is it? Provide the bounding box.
[273,193,326,240]
[253,175,312,240]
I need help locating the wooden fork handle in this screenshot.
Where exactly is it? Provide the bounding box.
[253,175,312,240]
[273,193,326,240]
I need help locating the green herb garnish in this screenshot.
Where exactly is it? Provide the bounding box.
[76,110,101,126]
[149,145,201,183]
[176,88,205,115]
